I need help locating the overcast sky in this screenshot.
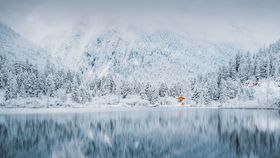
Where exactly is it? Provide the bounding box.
[0,0,280,51]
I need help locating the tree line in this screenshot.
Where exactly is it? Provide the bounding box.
[190,40,280,104]
[0,55,186,105]
[0,40,279,106]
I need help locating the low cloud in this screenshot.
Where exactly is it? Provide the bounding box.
[0,0,280,51]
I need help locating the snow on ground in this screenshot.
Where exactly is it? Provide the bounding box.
[0,80,280,111]
[0,89,4,104]
[207,80,280,109]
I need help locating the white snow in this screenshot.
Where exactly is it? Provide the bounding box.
[1,79,280,111]
[0,22,54,68]
[1,22,280,110]
[0,89,4,104]
[205,80,280,109]
[54,29,241,84]
[98,62,111,78]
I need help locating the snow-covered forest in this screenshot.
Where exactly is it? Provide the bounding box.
[0,54,184,106]
[191,40,280,106]
[1,39,280,107]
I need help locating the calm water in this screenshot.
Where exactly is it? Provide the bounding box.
[0,108,280,158]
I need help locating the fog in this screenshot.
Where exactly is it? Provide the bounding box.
[0,0,280,51]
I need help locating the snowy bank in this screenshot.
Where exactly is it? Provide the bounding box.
[0,80,279,110]
[0,94,177,109]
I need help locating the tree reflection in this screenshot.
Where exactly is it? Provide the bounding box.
[0,109,279,158]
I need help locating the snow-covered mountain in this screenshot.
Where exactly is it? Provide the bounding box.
[0,21,243,85]
[0,22,49,67]
[55,28,242,84]
[2,22,280,108]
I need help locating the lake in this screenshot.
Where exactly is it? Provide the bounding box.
[0,108,280,158]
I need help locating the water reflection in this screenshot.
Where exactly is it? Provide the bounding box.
[0,108,280,158]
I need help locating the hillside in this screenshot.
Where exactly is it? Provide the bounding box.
[54,29,241,84]
[0,22,50,67]
[1,22,279,108]
[190,39,280,107]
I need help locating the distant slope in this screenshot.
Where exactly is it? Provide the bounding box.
[189,38,280,106]
[0,22,50,67]
[55,29,242,84]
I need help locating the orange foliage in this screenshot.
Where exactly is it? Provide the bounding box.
[176,96,185,102]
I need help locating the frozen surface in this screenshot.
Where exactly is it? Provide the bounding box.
[0,108,280,158]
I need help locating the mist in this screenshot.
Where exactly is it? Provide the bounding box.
[0,0,280,51]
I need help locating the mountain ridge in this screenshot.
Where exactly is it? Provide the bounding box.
[0,22,51,67]
[53,28,242,84]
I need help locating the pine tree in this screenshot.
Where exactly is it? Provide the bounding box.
[119,81,131,99]
[159,83,168,97]
[5,73,18,100]
[0,56,8,89]
[46,74,56,97]
[140,83,159,104]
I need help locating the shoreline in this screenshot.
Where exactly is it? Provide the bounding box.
[0,105,279,114]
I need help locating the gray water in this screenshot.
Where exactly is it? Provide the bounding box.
[0,108,280,158]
